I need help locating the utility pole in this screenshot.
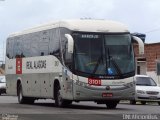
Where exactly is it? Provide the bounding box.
[0,41,5,64]
[3,40,5,62]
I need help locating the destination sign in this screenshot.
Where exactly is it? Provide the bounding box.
[81,34,99,39]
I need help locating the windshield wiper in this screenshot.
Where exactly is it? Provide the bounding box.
[107,48,122,76]
[110,57,122,75]
[92,54,103,75]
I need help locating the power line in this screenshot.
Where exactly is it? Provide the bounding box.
[145,27,160,34]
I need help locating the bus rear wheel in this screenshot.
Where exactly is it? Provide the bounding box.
[18,84,34,104]
[18,84,26,104]
[55,85,72,107]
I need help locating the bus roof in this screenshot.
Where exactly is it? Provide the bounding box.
[9,19,129,37]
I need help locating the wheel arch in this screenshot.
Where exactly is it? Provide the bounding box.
[17,79,22,96]
[53,79,60,99]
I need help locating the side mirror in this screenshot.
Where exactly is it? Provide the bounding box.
[132,36,144,55]
[65,34,74,53]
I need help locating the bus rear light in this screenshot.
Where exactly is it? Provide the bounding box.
[102,93,113,97]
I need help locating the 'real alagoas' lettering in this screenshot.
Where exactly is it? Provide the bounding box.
[26,60,46,69]
[26,61,33,69]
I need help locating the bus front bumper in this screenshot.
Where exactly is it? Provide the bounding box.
[73,83,135,101]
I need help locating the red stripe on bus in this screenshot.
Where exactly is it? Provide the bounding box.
[16,58,22,74]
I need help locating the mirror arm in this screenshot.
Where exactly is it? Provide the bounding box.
[65,34,74,53]
[132,36,144,55]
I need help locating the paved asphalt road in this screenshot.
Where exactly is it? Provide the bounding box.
[0,95,160,120]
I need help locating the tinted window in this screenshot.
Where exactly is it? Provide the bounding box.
[136,77,157,86]
[6,28,61,60]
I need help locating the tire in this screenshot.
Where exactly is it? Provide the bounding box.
[26,98,35,104]
[106,101,119,109]
[130,100,136,105]
[18,84,26,104]
[141,101,146,105]
[55,84,72,107]
[17,84,34,104]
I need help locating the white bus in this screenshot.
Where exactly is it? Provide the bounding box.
[5,19,144,109]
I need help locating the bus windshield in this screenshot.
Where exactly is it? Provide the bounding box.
[73,33,135,79]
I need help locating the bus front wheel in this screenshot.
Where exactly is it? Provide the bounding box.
[106,101,119,109]
[55,85,72,107]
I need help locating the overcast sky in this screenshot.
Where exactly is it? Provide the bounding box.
[0,0,160,60]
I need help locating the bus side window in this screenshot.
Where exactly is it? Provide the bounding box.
[49,28,62,63]
[6,39,13,59]
[63,37,73,70]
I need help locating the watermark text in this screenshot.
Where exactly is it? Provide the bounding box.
[1,114,18,120]
[123,114,159,120]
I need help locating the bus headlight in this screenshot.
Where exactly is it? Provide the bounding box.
[124,82,135,88]
[75,80,87,87]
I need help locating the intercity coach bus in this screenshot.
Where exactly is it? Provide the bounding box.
[5,19,144,109]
